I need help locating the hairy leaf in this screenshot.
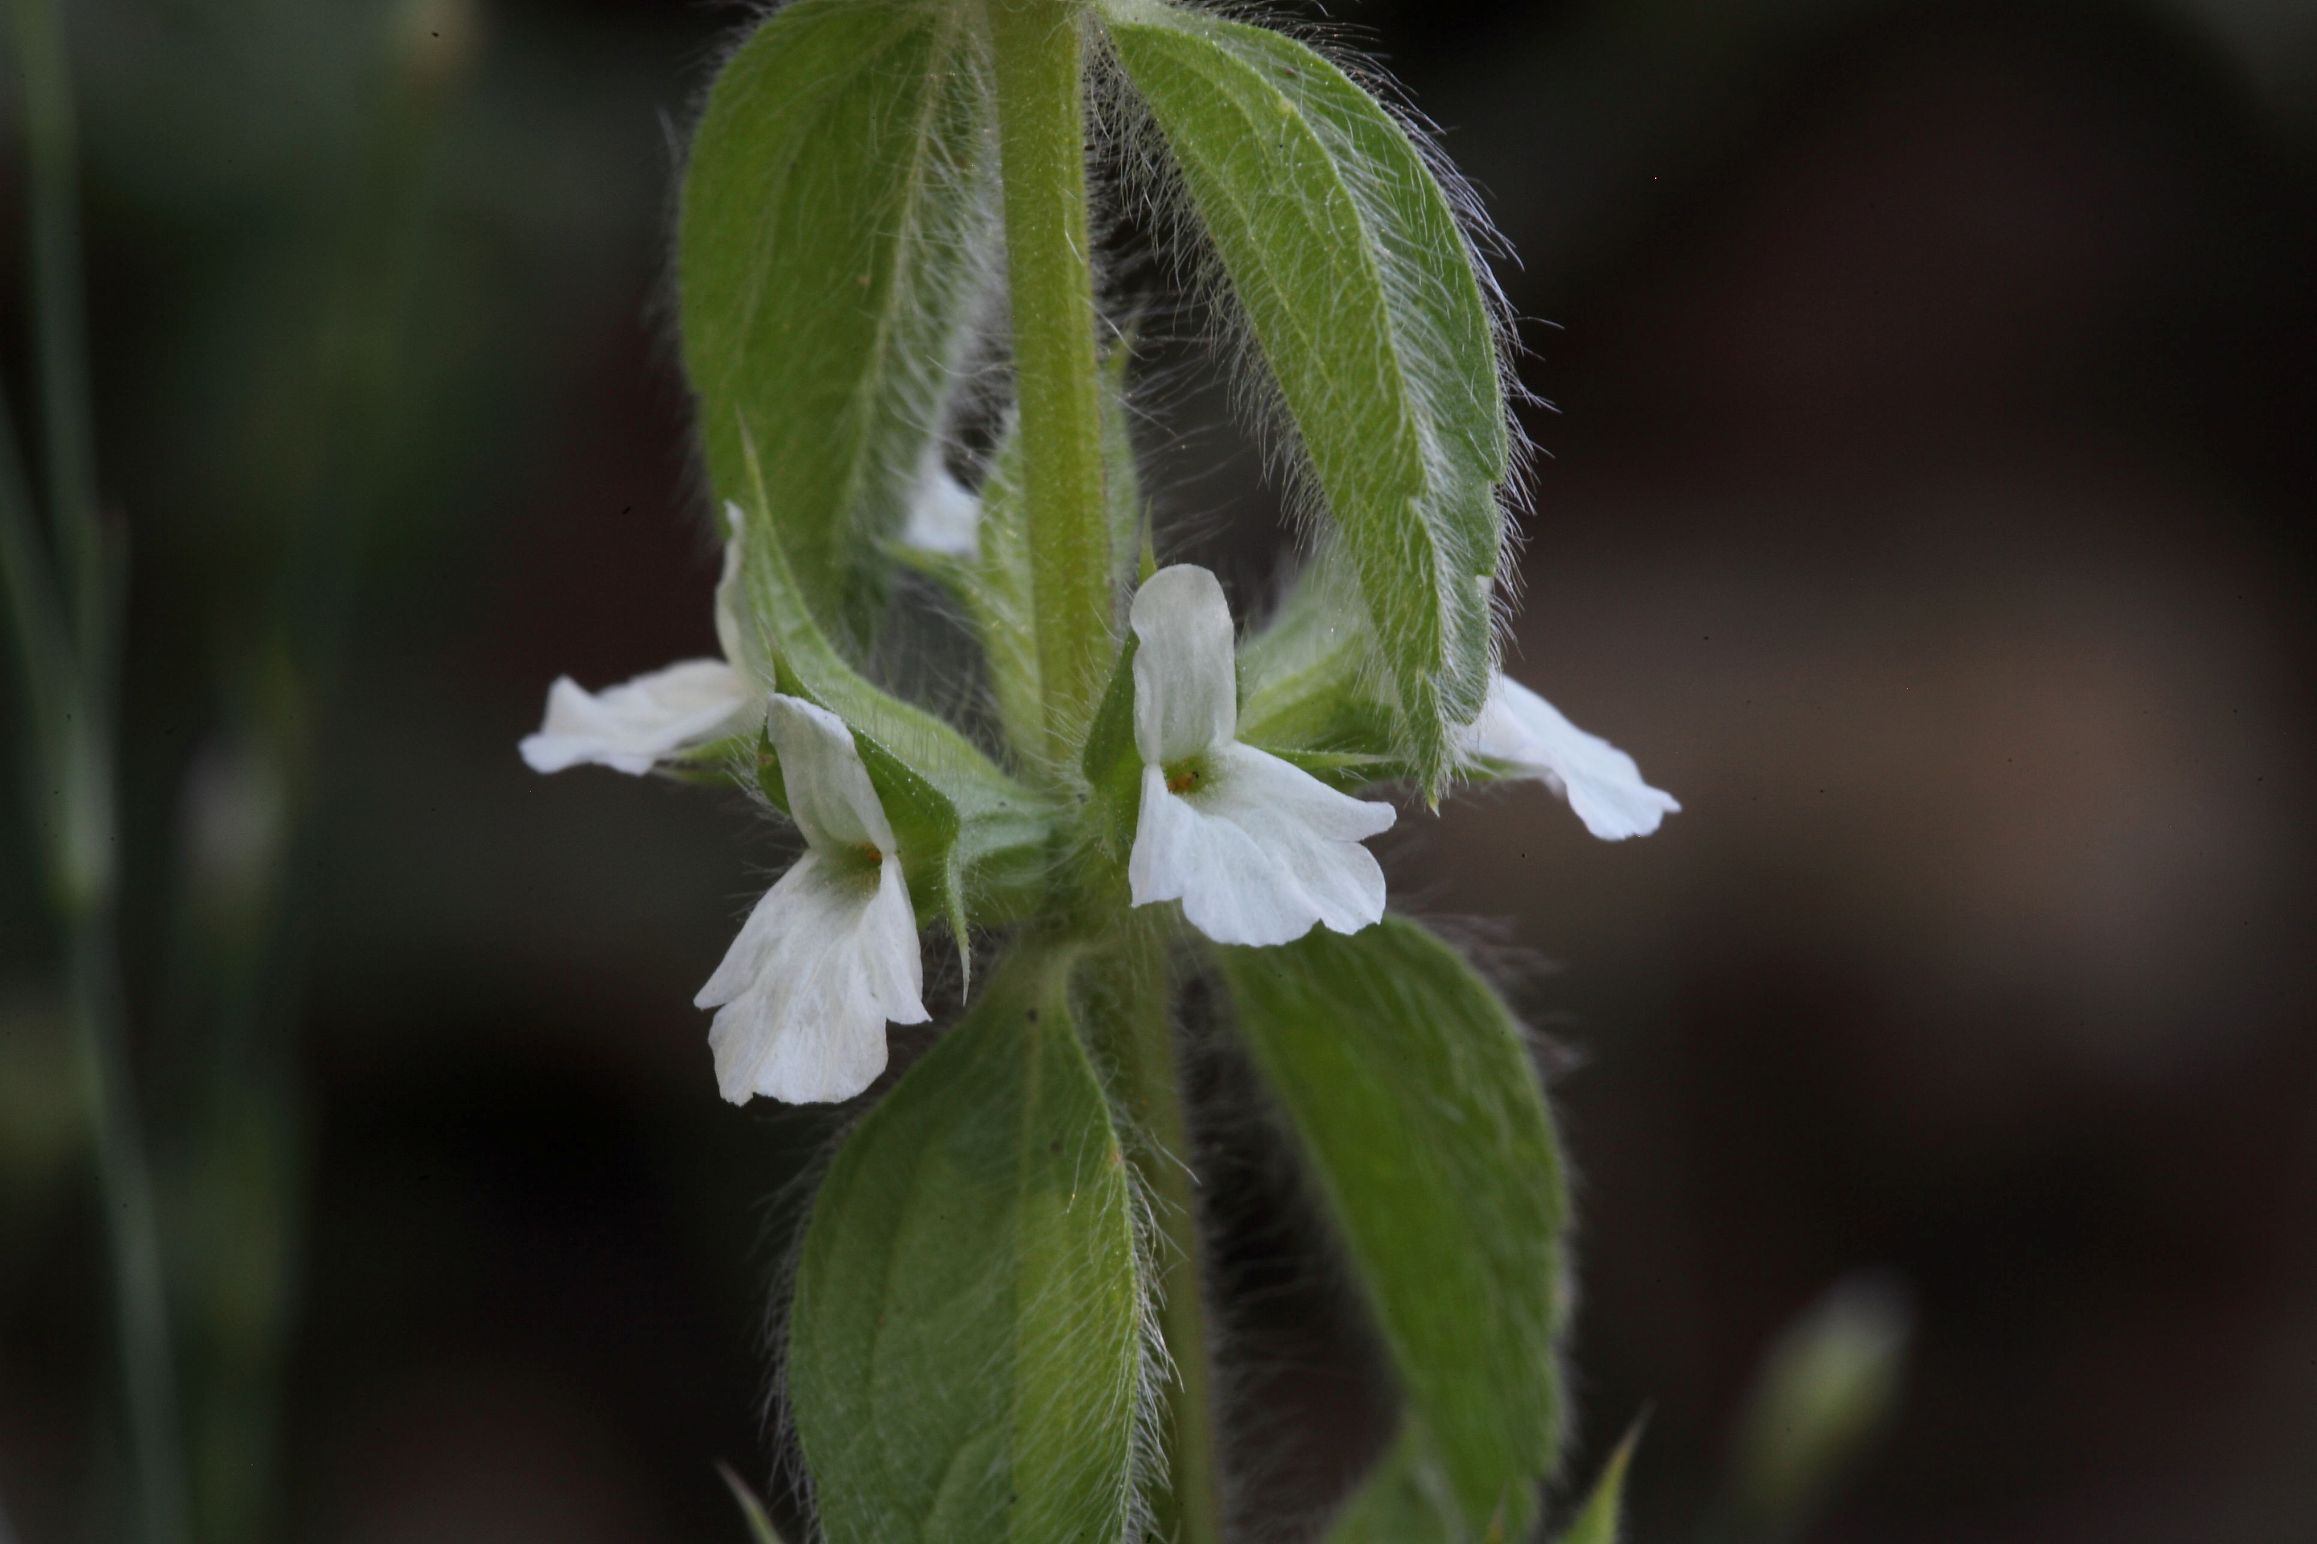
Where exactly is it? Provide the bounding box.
[1220,918,1568,1531]
[734,451,1050,946]
[1556,1423,1642,1544]
[1327,1428,1468,1544]
[1101,2,1510,793]
[680,0,995,627]
[899,352,1146,768]
[1236,550,1399,783]
[789,952,1147,1543]
[958,411,1047,763]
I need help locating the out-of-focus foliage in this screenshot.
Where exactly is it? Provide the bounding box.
[1722,1274,1911,1535]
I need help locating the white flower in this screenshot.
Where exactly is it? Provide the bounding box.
[519,525,759,775]
[897,448,981,558]
[696,695,929,1104]
[1127,565,1396,947]
[1462,672,1680,840]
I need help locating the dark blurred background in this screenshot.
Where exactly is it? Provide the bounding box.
[3,0,2313,1539]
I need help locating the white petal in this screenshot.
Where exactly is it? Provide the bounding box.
[699,852,928,1104]
[898,454,982,558]
[764,695,897,855]
[714,509,750,670]
[1464,673,1681,840]
[1131,564,1239,766]
[518,660,759,776]
[1128,743,1394,947]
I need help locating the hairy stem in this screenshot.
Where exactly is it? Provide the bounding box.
[987,0,1111,762]
[986,5,1223,1526]
[1097,919,1225,1544]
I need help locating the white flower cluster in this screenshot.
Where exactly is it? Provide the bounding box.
[524,489,1675,1105]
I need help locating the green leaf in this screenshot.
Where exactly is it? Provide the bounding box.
[1327,1429,1467,1544]
[1219,918,1568,1533]
[1100,2,1510,794]
[1236,550,1400,783]
[789,950,1147,1544]
[925,408,1047,762]
[734,439,1053,947]
[679,0,995,628]
[898,349,1146,768]
[1556,1422,1642,1544]
[1097,344,1147,591]
[1078,639,1137,784]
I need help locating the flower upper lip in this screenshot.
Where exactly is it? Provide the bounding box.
[695,694,929,1106]
[1126,564,1397,948]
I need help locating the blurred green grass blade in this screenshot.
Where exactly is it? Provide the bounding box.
[679,0,995,629]
[10,0,104,677]
[787,949,1146,1543]
[1221,918,1568,1533]
[0,376,71,773]
[1557,1421,1643,1544]
[1100,3,1509,794]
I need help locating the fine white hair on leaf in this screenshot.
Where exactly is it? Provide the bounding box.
[1064,957,1214,1542]
[678,0,1011,631]
[1093,1,1535,778]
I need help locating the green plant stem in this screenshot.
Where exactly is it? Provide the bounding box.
[7,8,188,1541]
[984,3,1223,1529]
[986,0,1111,762]
[11,0,106,681]
[5,424,185,1544]
[0,388,67,765]
[71,914,189,1544]
[1102,920,1225,1544]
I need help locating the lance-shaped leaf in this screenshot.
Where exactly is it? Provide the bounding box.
[736,447,1052,945]
[788,951,1147,1543]
[1100,2,1511,794]
[1236,550,1399,785]
[1220,918,1568,1532]
[1327,1428,1471,1544]
[1555,1423,1642,1544]
[679,0,995,627]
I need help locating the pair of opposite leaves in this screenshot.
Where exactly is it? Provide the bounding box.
[521,472,1676,1104]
